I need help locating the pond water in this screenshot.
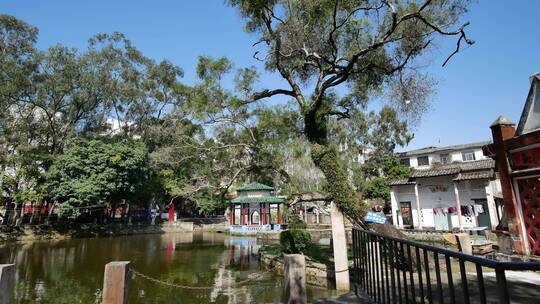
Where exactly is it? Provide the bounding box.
[0,232,336,303]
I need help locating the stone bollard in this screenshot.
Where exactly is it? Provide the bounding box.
[0,264,15,304]
[330,202,350,290]
[284,254,307,304]
[102,261,131,304]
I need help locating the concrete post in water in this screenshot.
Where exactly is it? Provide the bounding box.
[102,261,131,304]
[0,264,15,304]
[284,254,307,304]
[330,202,350,291]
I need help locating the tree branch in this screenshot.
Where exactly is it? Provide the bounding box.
[260,8,307,109]
[318,0,472,97]
[247,88,296,103]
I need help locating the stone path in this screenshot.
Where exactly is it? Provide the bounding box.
[313,291,372,303]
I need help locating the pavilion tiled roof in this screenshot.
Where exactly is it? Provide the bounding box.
[236,182,274,191]
[229,196,285,203]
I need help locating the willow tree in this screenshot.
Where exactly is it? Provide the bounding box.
[214,0,473,223]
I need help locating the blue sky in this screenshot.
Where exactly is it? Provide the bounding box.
[2,0,539,151]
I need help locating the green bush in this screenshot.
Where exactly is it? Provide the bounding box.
[280,229,311,254]
[286,214,307,229]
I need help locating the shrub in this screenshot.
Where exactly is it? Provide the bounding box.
[286,213,307,229]
[280,229,311,254]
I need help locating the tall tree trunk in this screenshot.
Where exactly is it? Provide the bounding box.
[305,109,407,240]
[310,144,365,222]
[304,109,365,223]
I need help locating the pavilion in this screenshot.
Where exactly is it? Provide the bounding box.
[228,182,285,233]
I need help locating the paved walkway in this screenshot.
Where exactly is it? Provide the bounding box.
[313,291,372,303]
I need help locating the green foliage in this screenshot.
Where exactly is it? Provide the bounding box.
[311,144,363,220]
[279,229,311,254]
[46,138,148,214]
[357,155,412,203]
[362,176,390,202]
[194,191,226,216]
[286,212,307,229]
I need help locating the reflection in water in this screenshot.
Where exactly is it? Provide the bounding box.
[0,232,334,303]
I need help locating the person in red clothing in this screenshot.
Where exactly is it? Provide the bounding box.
[167,201,175,222]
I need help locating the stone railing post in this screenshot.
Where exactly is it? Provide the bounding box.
[0,264,15,304]
[284,254,307,304]
[102,261,131,304]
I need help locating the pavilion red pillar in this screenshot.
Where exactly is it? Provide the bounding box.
[247,205,250,225]
[241,204,245,225]
[277,204,281,224]
[263,203,267,225]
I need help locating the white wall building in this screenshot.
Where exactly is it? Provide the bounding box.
[390,141,502,231]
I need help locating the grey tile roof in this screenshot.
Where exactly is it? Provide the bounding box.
[412,159,494,178]
[453,170,494,181]
[388,159,496,186]
[387,179,416,186]
[398,141,492,157]
[458,159,495,171]
[411,166,461,178]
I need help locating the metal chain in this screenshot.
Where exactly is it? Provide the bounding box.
[332,267,352,273]
[131,267,274,290]
[306,264,352,273]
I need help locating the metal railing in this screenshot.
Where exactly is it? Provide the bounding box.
[351,228,540,304]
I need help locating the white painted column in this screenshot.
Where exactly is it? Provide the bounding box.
[485,181,499,229]
[390,188,399,227]
[454,182,463,230]
[330,202,350,290]
[414,183,423,230]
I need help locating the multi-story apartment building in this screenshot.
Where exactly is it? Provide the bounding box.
[389,141,502,231]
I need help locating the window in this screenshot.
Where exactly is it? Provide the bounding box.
[462,151,476,162]
[440,154,450,164]
[251,211,260,224]
[400,158,410,167]
[417,156,429,166]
